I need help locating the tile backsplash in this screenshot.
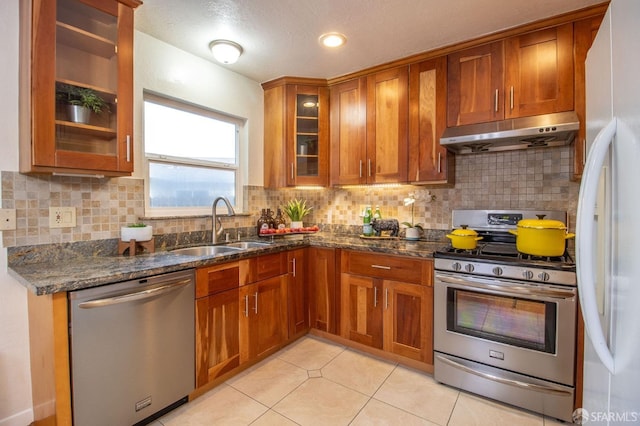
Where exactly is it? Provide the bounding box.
[2,146,579,248]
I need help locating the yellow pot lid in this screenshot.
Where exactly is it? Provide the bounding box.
[517,215,566,230]
[450,225,478,237]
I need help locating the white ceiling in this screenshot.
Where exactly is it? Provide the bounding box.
[134,0,605,84]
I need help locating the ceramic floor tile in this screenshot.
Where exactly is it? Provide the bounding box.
[277,336,344,370]
[351,398,439,426]
[273,377,369,426]
[321,349,396,396]
[448,393,543,426]
[374,366,459,425]
[250,409,299,425]
[158,384,267,426]
[226,357,308,407]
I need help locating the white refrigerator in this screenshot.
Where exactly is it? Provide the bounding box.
[577,0,640,424]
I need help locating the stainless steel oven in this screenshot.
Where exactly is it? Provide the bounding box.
[433,210,578,422]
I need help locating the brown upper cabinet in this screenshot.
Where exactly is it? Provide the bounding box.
[408,57,454,184]
[447,23,574,127]
[21,0,141,176]
[263,79,329,188]
[330,67,409,185]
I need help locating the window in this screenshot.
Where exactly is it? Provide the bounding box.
[143,92,243,216]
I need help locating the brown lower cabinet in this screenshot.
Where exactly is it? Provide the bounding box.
[195,252,288,390]
[308,247,339,334]
[287,248,309,338]
[340,250,433,364]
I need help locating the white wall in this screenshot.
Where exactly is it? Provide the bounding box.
[133,31,264,187]
[0,3,264,424]
[0,1,35,425]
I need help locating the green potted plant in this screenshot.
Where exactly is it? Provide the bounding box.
[56,83,110,124]
[282,198,312,229]
[402,194,423,240]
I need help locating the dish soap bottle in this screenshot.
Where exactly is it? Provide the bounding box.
[373,205,382,220]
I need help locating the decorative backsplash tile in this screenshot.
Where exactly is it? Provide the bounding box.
[1,145,579,248]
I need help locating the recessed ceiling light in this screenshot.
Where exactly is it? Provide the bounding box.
[319,32,347,48]
[209,40,243,64]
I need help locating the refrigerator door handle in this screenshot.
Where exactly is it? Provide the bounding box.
[576,117,617,374]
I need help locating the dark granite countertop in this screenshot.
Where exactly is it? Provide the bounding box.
[8,233,446,296]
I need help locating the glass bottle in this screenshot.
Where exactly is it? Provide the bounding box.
[266,208,276,229]
[363,205,373,236]
[257,209,269,234]
[373,205,382,220]
[274,208,286,229]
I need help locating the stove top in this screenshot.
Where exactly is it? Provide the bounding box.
[435,209,576,286]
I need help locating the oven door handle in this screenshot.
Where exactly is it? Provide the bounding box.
[435,354,573,396]
[437,274,576,300]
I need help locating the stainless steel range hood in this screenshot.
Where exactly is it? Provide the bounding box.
[440,111,579,154]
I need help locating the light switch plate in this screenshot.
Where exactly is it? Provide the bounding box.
[49,207,76,228]
[0,208,17,231]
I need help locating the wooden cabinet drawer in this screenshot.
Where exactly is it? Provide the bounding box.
[253,252,287,282]
[343,250,429,285]
[196,261,247,298]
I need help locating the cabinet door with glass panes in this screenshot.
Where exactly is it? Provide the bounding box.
[22,0,141,176]
[286,85,329,186]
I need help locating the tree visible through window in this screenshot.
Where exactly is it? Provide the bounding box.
[143,93,242,214]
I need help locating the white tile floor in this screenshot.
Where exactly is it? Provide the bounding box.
[152,336,565,426]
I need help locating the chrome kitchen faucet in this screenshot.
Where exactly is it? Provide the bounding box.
[212,196,235,244]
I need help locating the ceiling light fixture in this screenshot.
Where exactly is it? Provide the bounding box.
[319,32,347,48]
[209,40,243,64]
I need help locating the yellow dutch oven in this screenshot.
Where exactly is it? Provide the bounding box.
[508,215,575,257]
[446,225,483,250]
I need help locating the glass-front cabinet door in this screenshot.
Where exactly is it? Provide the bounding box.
[24,0,140,176]
[286,85,328,186]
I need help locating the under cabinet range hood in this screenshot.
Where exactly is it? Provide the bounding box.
[440,111,580,154]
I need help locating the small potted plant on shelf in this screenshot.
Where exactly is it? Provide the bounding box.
[402,193,423,240]
[121,223,153,242]
[56,83,110,124]
[282,198,312,229]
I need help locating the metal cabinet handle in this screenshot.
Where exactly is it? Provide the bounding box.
[126,135,131,162]
[291,163,294,179]
[244,295,249,317]
[359,160,363,178]
[78,279,191,309]
[373,286,378,307]
[253,291,258,314]
[510,86,514,110]
[437,152,442,173]
[291,258,297,277]
[371,264,391,270]
[494,89,499,112]
[582,139,587,166]
[384,288,389,309]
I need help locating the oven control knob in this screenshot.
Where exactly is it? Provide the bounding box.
[492,267,503,276]
[464,264,475,273]
[522,270,534,280]
[538,272,550,282]
[452,262,462,271]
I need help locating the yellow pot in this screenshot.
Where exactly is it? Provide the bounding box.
[508,216,575,257]
[446,225,483,250]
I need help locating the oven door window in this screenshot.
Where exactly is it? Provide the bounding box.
[447,288,556,353]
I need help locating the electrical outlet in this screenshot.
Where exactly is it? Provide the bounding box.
[49,207,76,229]
[0,208,16,231]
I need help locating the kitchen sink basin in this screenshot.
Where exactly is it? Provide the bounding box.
[225,241,271,249]
[171,245,244,256]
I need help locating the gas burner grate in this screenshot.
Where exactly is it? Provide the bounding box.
[518,252,573,263]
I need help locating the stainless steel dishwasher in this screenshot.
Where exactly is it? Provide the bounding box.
[69,269,195,426]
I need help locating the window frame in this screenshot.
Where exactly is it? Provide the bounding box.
[142,91,244,217]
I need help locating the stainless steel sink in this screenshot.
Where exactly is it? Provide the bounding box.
[225,241,271,249]
[171,245,244,256]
